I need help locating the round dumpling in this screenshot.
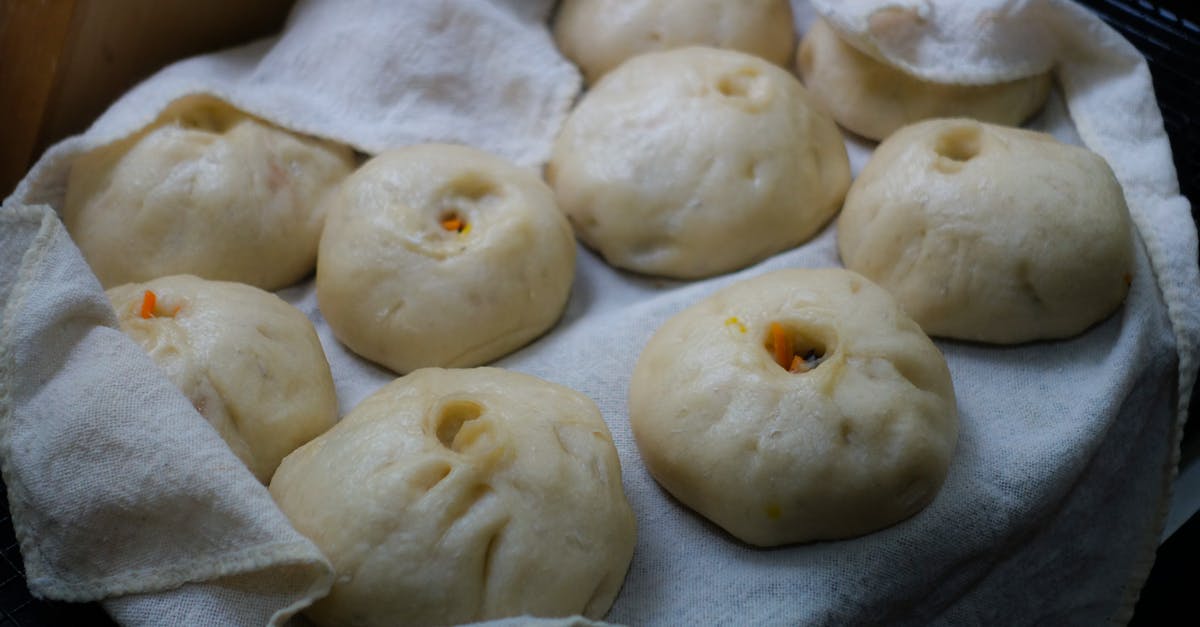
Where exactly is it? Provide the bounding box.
[107,275,338,483]
[837,118,1134,343]
[629,268,958,546]
[64,95,355,290]
[316,144,576,374]
[269,367,636,627]
[554,0,795,85]
[797,19,1052,141]
[549,47,850,279]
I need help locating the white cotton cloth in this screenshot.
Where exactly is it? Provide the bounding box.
[1,0,1197,625]
[811,0,1060,83]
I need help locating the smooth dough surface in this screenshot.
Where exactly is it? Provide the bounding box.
[64,95,355,290]
[629,268,957,546]
[837,119,1134,343]
[797,19,1052,141]
[270,367,636,627]
[317,144,576,374]
[108,275,338,483]
[554,0,795,85]
[549,46,850,279]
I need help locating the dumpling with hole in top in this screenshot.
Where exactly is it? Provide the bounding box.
[269,367,636,627]
[65,95,355,290]
[629,268,957,546]
[548,46,850,279]
[316,144,576,374]
[107,275,338,483]
[837,118,1134,343]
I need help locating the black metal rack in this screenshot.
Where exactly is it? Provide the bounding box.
[1080,0,1199,217]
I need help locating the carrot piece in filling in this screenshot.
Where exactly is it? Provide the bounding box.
[769,322,792,370]
[140,290,157,319]
[441,216,464,232]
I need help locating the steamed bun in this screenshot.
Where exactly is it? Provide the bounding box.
[554,0,795,84]
[316,144,576,374]
[837,119,1134,343]
[65,95,355,290]
[108,275,337,482]
[629,268,957,546]
[549,46,850,279]
[797,19,1052,141]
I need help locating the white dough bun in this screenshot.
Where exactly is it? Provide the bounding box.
[797,19,1052,141]
[108,275,338,483]
[554,0,795,84]
[270,367,636,627]
[550,46,850,279]
[317,144,576,374]
[630,268,958,546]
[66,95,355,290]
[837,118,1134,343]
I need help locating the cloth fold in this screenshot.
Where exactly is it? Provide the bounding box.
[1,0,1197,625]
[12,0,577,211]
[811,0,1060,83]
[0,204,334,624]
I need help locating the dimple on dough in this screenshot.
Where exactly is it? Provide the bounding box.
[107,275,338,483]
[269,367,636,627]
[629,268,958,546]
[554,0,795,85]
[316,144,576,374]
[837,118,1134,344]
[549,46,850,279]
[797,18,1052,141]
[64,95,355,290]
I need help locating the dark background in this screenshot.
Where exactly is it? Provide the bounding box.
[1078,2,1200,625]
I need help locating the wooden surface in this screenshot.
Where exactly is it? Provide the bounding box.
[0,0,77,198]
[0,0,296,197]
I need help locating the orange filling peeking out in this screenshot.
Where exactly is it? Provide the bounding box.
[440,212,470,234]
[138,290,181,319]
[139,290,157,319]
[767,322,824,373]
